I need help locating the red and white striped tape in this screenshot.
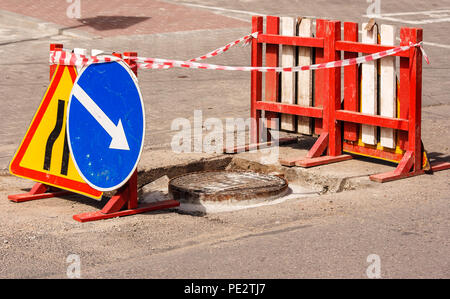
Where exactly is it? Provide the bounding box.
[125,32,258,70]
[49,50,121,66]
[49,32,430,72]
[189,32,257,62]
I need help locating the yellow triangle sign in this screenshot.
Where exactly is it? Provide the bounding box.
[9,64,102,199]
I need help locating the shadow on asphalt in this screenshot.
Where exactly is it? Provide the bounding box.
[427,151,450,163]
[76,15,150,31]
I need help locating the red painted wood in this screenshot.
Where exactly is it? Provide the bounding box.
[398,28,412,151]
[323,20,341,156]
[431,161,450,172]
[264,16,280,133]
[101,191,128,214]
[370,169,424,183]
[8,191,71,202]
[394,151,414,174]
[314,19,326,135]
[336,110,409,131]
[127,170,138,210]
[249,16,444,182]
[250,16,263,144]
[30,182,48,194]
[8,182,71,202]
[295,154,352,168]
[258,34,324,48]
[255,101,323,118]
[335,41,409,57]
[406,29,423,171]
[49,43,63,80]
[343,142,404,162]
[279,133,328,166]
[369,151,423,182]
[307,133,329,158]
[343,22,359,142]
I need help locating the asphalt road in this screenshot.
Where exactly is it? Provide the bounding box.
[0,0,448,279]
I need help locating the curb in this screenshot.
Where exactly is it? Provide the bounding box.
[0,9,97,39]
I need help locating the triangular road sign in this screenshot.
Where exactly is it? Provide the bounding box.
[9,64,103,199]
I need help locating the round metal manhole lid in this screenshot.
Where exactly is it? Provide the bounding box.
[169,171,288,203]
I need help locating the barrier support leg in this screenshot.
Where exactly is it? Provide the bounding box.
[370,151,450,183]
[72,171,180,222]
[280,21,352,168]
[370,27,450,182]
[8,182,71,202]
[280,133,352,167]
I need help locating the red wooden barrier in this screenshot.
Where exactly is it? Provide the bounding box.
[250,15,450,182]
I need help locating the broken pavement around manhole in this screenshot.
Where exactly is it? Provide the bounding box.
[136,139,399,214]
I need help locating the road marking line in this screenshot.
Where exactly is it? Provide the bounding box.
[370,9,450,17]
[179,4,450,49]
[364,9,450,24]
[180,2,266,16]
[421,41,450,49]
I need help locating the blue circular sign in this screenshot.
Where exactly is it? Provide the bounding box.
[67,60,145,192]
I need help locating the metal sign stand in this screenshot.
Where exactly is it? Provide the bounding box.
[73,170,179,222]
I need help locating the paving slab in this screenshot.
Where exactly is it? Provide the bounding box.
[0,0,248,37]
[0,0,449,279]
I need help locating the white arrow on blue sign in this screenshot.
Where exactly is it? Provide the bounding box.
[67,60,145,192]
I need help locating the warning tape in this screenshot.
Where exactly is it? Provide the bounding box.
[49,32,430,72]
[49,32,256,69]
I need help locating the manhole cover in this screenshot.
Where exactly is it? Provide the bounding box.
[169,171,288,203]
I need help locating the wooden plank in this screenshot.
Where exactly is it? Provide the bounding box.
[250,16,263,143]
[336,110,408,131]
[380,24,397,148]
[335,41,409,57]
[343,22,359,141]
[343,142,404,163]
[255,101,323,118]
[296,18,313,135]
[361,23,378,145]
[314,19,326,135]
[264,16,280,132]
[324,20,342,156]
[406,28,423,171]
[398,28,411,150]
[280,17,296,132]
[296,154,352,168]
[258,34,324,48]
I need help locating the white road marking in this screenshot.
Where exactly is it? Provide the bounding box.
[364,9,450,24]
[174,4,450,50]
[179,2,266,16]
[421,41,450,49]
[370,9,450,17]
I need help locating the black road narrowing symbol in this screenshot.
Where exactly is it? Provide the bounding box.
[43,99,70,175]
